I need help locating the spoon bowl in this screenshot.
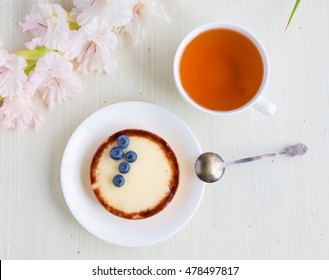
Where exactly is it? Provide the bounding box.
[195,152,225,183]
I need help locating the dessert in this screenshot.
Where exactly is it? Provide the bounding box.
[90,129,179,220]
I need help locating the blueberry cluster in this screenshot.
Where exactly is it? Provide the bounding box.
[109,135,137,187]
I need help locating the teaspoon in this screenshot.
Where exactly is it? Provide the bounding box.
[195,143,308,183]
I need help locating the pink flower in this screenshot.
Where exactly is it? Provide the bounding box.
[0,94,45,131]
[21,0,71,52]
[28,52,83,110]
[72,0,133,27]
[125,0,171,45]
[65,17,118,74]
[0,46,28,98]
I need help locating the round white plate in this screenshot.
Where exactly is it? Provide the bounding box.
[61,102,205,247]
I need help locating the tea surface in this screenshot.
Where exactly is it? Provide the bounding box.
[180,29,264,111]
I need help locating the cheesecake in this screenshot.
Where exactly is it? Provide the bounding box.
[90,129,179,220]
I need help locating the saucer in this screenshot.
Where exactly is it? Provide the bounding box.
[61,102,205,247]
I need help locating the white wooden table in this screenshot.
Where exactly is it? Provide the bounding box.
[1,0,328,259]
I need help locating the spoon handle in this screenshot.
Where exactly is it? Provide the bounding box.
[224,151,286,167]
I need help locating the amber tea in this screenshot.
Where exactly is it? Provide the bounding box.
[179,28,264,111]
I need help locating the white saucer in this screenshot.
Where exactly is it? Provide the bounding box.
[61,102,205,247]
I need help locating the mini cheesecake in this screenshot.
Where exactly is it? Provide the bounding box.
[90,129,179,220]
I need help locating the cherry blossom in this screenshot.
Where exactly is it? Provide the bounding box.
[28,52,83,110]
[125,0,171,45]
[65,17,118,74]
[0,0,171,131]
[72,0,133,27]
[0,94,45,131]
[0,45,28,98]
[21,0,71,52]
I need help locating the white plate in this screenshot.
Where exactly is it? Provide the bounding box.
[61,102,205,247]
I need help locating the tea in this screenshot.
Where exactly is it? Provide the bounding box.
[180,29,264,111]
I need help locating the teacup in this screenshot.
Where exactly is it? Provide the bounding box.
[173,22,276,116]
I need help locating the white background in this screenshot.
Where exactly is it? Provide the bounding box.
[1,0,329,259]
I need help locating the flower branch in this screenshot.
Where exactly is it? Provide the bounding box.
[0,0,171,131]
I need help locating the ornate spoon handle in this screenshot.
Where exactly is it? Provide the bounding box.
[223,143,308,168]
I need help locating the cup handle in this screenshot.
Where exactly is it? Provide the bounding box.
[253,96,277,116]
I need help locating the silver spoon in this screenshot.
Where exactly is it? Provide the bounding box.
[195,143,308,183]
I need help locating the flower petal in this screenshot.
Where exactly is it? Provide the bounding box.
[72,0,133,27]
[125,0,171,45]
[21,1,71,52]
[0,94,45,131]
[28,52,83,110]
[0,52,28,98]
[65,17,118,74]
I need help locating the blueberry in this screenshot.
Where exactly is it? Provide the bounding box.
[118,162,130,174]
[113,175,125,187]
[117,135,130,149]
[109,147,124,160]
[125,151,137,163]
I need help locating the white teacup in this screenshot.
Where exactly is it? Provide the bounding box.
[173,22,277,116]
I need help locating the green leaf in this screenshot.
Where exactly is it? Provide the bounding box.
[24,60,38,75]
[286,0,301,30]
[67,12,80,31]
[15,46,55,61]
[0,96,3,107]
[15,47,56,75]
[69,20,80,31]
